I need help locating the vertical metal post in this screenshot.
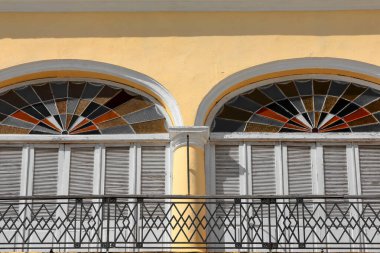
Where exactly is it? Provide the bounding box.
[106,198,110,251]
[187,134,190,195]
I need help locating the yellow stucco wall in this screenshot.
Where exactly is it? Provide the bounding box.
[172,146,206,249]
[172,146,206,196]
[1,11,380,125]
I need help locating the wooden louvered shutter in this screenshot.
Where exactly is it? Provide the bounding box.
[69,147,94,195]
[323,146,348,217]
[141,146,166,195]
[33,148,59,196]
[140,146,166,222]
[0,147,23,197]
[215,145,240,195]
[214,145,240,224]
[359,146,380,217]
[323,146,348,195]
[105,147,130,195]
[0,147,23,217]
[251,145,276,195]
[32,148,59,217]
[359,146,380,195]
[287,146,312,195]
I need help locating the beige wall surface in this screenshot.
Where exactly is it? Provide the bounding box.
[1,11,380,125]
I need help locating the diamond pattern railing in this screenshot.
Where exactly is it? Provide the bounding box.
[0,195,380,251]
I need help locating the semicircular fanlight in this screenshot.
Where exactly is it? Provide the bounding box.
[212,79,380,133]
[0,81,168,134]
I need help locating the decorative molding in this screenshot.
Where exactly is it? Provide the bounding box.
[1,0,380,12]
[211,132,380,143]
[195,58,380,126]
[0,133,169,144]
[169,126,209,150]
[0,60,183,127]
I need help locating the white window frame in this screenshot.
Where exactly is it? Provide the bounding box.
[209,135,380,249]
[208,132,380,197]
[0,134,171,198]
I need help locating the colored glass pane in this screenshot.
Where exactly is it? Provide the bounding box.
[212,79,380,133]
[0,81,167,134]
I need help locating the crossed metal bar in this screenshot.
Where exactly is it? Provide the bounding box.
[0,195,380,251]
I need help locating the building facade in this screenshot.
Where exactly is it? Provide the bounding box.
[1,0,380,251]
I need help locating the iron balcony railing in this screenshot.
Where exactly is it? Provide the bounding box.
[0,195,380,251]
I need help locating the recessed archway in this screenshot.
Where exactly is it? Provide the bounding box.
[0,78,172,134]
[0,59,183,127]
[195,58,380,127]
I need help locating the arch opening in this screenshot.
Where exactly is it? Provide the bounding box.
[211,77,380,133]
[0,79,169,135]
[0,59,183,128]
[196,58,380,127]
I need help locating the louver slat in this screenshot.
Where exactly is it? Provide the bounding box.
[32,148,59,217]
[141,146,166,195]
[33,148,59,196]
[0,147,23,217]
[287,146,312,195]
[215,145,240,195]
[140,146,166,222]
[69,148,94,195]
[287,146,313,219]
[251,145,276,195]
[324,146,348,195]
[323,146,348,217]
[105,147,130,219]
[0,148,23,196]
[359,146,380,195]
[214,145,239,235]
[105,147,130,195]
[359,146,380,218]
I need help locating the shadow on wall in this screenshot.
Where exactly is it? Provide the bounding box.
[1,11,380,38]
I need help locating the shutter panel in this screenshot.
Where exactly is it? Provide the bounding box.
[32,148,59,217]
[33,148,59,196]
[69,147,94,195]
[215,145,240,195]
[141,146,166,195]
[140,146,166,222]
[0,147,23,197]
[323,146,348,217]
[215,145,240,221]
[105,147,130,195]
[251,145,276,195]
[359,146,380,217]
[359,146,380,195]
[323,146,348,195]
[287,146,312,195]
[0,147,23,217]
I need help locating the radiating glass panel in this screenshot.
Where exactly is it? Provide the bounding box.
[0,81,168,134]
[212,78,380,133]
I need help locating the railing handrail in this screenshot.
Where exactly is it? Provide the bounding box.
[2,194,380,200]
[1,194,380,250]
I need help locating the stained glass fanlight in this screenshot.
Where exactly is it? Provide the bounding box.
[0,81,168,134]
[212,79,380,133]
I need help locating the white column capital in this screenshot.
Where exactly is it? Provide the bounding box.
[169,126,209,150]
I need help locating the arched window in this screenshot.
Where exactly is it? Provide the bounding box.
[204,74,380,248]
[212,79,380,133]
[0,79,172,200]
[206,76,380,199]
[0,80,168,134]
